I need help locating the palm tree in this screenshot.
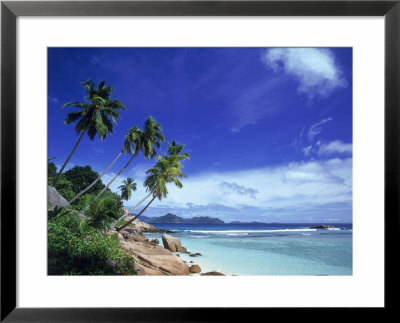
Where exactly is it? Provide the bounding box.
[83,116,164,213]
[68,129,137,205]
[110,140,189,228]
[158,140,190,166]
[116,154,187,232]
[166,140,190,158]
[53,79,125,187]
[118,177,137,202]
[85,193,123,232]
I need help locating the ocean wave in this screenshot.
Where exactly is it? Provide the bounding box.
[183,228,319,234]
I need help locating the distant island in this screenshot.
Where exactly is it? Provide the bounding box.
[139,213,225,224]
[136,215,346,227]
[229,221,266,224]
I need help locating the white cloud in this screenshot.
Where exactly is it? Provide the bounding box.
[308,117,333,142]
[140,158,352,222]
[220,181,259,198]
[263,48,347,99]
[302,145,312,157]
[318,140,352,155]
[295,118,352,159]
[99,158,352,222]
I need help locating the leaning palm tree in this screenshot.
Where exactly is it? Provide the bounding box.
[68,129,137,204]
[110,140,189,228]
[83,116,164,213]
[53,79,125,187]
[116,155,187,232]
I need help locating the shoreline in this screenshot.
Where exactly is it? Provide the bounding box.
[137,221,353,276]
[120,217,226,276]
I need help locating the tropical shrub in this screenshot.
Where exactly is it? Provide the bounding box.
[69,193,96,212]
[48,212,136,275]
[85,193,123,232]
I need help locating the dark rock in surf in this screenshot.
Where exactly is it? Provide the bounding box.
[189,253,202,257]
[310,224,335,230]
[201,271,225,276]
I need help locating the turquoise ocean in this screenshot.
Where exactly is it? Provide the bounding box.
[144,223,353,276]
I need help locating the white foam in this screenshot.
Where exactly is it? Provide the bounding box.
[183,228,318,234]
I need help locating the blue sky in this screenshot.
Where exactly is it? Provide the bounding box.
[48,48,352,223]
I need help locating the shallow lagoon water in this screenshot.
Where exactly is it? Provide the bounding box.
[145,223,352,276]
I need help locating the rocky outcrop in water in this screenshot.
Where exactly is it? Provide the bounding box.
[189,252,202,257]
[162,234,184,252]
[310,224,336,229]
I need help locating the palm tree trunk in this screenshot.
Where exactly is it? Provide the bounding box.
[68,151,123,204]
[83,151,138,213]
[53,127,87,187]
[110,190,154,229]
[116,195,156,232]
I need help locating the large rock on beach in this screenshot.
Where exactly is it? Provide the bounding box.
[119,228,148,243]
[120,237,190,275]
[162,234,184,252]
[124,216,169,233]
[150,239,159,245]
[48,186,69,209]
[189,264,201,273]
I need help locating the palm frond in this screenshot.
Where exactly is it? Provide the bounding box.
[61,80,126,142]
[61,101,90,109]
[64,111,84,125]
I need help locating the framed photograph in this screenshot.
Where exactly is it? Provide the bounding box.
[1,0,399,321]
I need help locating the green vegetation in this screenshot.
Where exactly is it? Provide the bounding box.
[64,165,106,195]
[48,162,121,212]
[48,79,189,275]
[48,211,136,275]
[48,162,133,275]
[85,192,123,232]
[114,219,129,227]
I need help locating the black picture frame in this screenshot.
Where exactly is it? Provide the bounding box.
[1,1,399,321]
